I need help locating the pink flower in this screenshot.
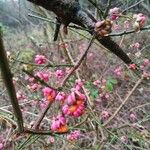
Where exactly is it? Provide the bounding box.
[93,80,101,86]
[36,71,51,82]
[109,7,120,20]
[129,113,137,121]
[0,143,3,150]
[48,136,55,143]
[129,64,137,70]
[28,83,41,91]
[34,55,47,64]
[67,130,81,141]
[101,111,110,120]
[67,92,76,105]
[113,24,121,31]
[51,115,67,132]
[16,91,26,100]
[42,87,56,101]
[114,66,123,76]
[55,69,64,79]
[124,20,131,30]
[130,42,140,49]
[143,59,150,66]
[133,13,147,28]
[120,136,128,143]
[75,79,83,90]
[39,100,48,109]
[100,93,110,101]
[55,92,66,101]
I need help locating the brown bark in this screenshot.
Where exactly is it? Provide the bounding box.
[27,0,132,64]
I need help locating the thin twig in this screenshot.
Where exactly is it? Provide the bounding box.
[13,59,74,68]
[110,25,150,36]
[122,0,145,13]
[104,0,112,19]
[60,35,96,87]
[24,128,69,135]
[103,76,144,127]
[22,69,57,91]
[32,100,54,130]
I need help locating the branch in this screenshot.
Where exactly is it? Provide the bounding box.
[60,35,95,87]
[103,76,144,127]
[32,100,55,130]
[27,0,133,65]
[0,26,24,132]
[110,25,150,36]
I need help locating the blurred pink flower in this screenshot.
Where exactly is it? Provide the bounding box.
[16,91,26,100]
[109,7,120,20]
[34,55,47,64]
[67,130,81,141]
[120,136,128,143]
[0,143,3,150]
[36,71,51,82]
[129,64,137,70]
[133,13,147,28]
[93,79,101,86]
[143,59,150,66]
[113,24,121,31]
[124,20,131,30]
[67,92,76,105]
[42,87,56,101]
[48,136,55,143]
[101,110,110,120]
[28,83,41,91]
[129,113,137,121]
[39,101,48,110]
[51,115,67,132]
[114,66,123,76]
[130,42,140,49]
[55,69,64,79]
[75,79,83,90]
[55,92,66,102]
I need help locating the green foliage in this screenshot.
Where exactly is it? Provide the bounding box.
[18,48,35,62]
[105,77,117,92]
[85,81,99,99]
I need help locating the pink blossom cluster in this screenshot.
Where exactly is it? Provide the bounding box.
[114,66,123,76]
[28,83,41,91]
[109,7,120,20]
[36,71,51,82]
[141,59,150,78]
[129,113,137,122]
[39,100,48,110]
[129,63,137,70]
[55,92,66,102]
[101,110,110,120]
[124,20,131,30]
[67,130,81,141]
[130,42,140,49]
[42,87,56,101]
[62,90,86,117]
[99,93,110,101]
[55,69,65,79]
[16,90,26,101]
[113,24,121,31]
[34,54,47,64]
[133,13,147,29]
[75,79,83,91]
[26,76,41,91]
[51,115,67,132]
